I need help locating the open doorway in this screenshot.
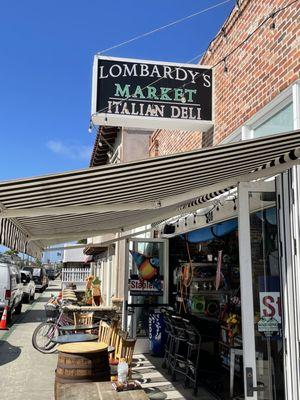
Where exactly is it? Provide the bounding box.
[164,182,285,399]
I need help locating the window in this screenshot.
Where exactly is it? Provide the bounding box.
[253,102,294,138]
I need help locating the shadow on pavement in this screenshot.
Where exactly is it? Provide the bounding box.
[46,286,61,292]
[0,341,21,366]
[14,309,46,324]
[32,296,52,303]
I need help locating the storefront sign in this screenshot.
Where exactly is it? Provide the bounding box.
[259,276,281,323]
[129,274,164,296]
[91,56,213,131]
[259,291,281,323]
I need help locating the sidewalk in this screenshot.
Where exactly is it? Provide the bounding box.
[0,283,217,400]
[132,355,217,400]
[0,281,60,400]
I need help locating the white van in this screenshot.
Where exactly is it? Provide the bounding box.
[20,270,35,303]
[0,258,23,321]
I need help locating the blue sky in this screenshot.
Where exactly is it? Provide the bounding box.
[0,0,233,257]
[0,0,233,181]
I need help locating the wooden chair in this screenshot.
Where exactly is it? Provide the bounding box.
[73,312,94,326]
[98,321,111,344]
[114,330,128,359]
[119,338,136,366]
[109,329,129,374]
[107,320,119,347]
[116,337,137,379]
[110,325,119,348]
[98,319,119,346]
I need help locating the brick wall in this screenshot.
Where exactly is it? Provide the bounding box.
[149,129,201,157]
[149,0,300,154]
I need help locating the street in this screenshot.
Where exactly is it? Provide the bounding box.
[0,280,60,400]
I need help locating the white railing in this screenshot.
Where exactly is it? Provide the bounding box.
[61,267,91,290]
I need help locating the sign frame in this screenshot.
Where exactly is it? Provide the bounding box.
[91,55,214,131]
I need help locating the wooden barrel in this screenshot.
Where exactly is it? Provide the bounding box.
[54,342,110,399]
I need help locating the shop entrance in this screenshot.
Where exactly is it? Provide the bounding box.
[239,181,284,399]
[123,238,169,353]
[164,179,286,399]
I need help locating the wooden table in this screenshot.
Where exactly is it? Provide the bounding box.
[59,323,99,332]
[56,381,148,400]
[57,341,108,353]
[52,333,98,344]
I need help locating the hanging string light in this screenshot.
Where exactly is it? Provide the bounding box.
[269,12,276,30]
[233,198,237,211]
[223,57,228,73]
[221,27,228,43]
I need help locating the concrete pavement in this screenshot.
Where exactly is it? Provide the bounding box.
[0,280,60,400]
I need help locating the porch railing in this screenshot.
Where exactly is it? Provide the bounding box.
[61,267,91,290]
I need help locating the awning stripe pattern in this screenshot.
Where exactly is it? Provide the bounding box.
[178,147,300,212]
[0,218,41,257]
[0,130,299,256]
[178,186,236,211]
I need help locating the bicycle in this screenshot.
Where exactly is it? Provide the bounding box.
[32,302,73,354]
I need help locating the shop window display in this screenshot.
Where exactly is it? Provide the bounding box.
[169,226,243,397]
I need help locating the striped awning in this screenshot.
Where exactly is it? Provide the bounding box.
[0,130,299,257]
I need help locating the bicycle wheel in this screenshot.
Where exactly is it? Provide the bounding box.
[32,321,59,354]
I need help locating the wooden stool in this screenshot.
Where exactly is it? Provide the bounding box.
[55,342,110,400]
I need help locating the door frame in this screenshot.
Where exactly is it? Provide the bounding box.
[122,237,169,335]
[238,180,277,399]
[277,168,300,400]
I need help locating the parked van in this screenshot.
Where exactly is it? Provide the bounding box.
[20,270,35,303]
[32,267,48,292]
[0,258,23,320]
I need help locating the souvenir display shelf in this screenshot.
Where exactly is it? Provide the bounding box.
[175,261,242,374]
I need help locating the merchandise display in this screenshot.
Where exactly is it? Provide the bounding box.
[169,227,243,397]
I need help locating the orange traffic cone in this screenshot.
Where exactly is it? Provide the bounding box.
[0,306,9,330]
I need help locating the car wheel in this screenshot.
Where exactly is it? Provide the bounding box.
[15,302,22,315]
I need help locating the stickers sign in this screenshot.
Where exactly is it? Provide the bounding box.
[258,276,282,323]
[259,291,281,323]
[258,317,279,337]
[129,274,164,296]
[91,56,213,131]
